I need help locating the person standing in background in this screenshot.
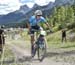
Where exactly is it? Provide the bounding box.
[62,29,67,43]
[0,26,5,53]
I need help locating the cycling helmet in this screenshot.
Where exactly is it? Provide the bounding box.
[34,10,42,16]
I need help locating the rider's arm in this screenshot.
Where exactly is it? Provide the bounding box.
[27,22,31,34]
[27,22,30,30]
[41,17,51,29]
[45,22,51,30]
[27,16,33,30]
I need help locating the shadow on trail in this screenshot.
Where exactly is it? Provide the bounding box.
[46,50,75,58]
[1,50,75,64]
[60,45,75,48]
[0,56,34,64]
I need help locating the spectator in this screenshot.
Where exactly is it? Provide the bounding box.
[62,29,67,43]
[0,26,5,53]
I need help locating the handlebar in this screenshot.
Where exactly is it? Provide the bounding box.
[28,29,53,35]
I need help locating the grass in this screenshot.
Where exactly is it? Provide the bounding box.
[45,30,75,49]
[0,45,14,58]
[16,30,75,49]
[0,45,15,65]
[4,45,14,58]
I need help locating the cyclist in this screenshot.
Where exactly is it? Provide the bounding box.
[27,10,50,57]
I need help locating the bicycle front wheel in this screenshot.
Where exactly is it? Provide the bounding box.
[37,40,47,61]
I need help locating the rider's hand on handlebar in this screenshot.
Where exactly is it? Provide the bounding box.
[46,28,53,35]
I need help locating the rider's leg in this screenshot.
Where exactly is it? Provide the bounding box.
[31,34,35,56]
[31,35,35,45]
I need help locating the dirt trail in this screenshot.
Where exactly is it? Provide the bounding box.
[6,39,75,65]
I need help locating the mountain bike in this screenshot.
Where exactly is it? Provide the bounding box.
[31,28,47,61]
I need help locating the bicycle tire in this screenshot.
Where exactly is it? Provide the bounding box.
[37,40,47,61]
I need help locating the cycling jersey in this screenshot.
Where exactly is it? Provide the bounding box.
[29,16,46,26]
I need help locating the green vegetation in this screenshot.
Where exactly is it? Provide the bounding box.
[0,45,14,59]
[4,21,27,28]
[46,5,75,32]
[0,45,15,65]
[47,30,75,49]
[16,30,75,49]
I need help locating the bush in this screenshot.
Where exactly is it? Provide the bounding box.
[58,23,67,30]
[67,22,75,29]
[52,26,59,32]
